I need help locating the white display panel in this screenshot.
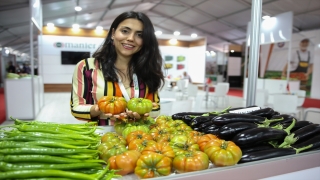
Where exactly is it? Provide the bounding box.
[227,57,241,76]
[247,11,293,45]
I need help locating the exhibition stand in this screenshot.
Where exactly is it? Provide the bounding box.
[5,76,43,120]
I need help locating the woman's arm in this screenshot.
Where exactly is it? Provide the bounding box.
[70,60,101,120]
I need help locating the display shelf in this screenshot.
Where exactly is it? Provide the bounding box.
[149,150,320,180]
[4,76,44,120]
[97,126,320,180]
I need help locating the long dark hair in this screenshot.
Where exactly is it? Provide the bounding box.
[92,11,164,93]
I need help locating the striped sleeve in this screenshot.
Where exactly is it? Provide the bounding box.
[70,59,93,120]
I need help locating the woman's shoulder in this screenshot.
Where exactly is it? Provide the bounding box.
[76,58,97,70]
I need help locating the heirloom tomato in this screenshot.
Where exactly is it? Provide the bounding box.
[98,96,127,114]
[169,135,199,154]
[135,154,172,178]
[197,134,218,151]
[98,142,127,162]
[174,124,192,135]
[167,120,185,128]
[141,142,175,159]
[122,124,149,139]
[108,150,141,175]
[128,139,157,152]
[101,132,127,145]
[156,134,174,145]
[149,125,172,139]
[155,115,173,125]
[173,151,209,173]
[127,98,153,115]
[186,131,204,143]
[204,139,242,166]
[114,120,128,135]
[126,130,153,144]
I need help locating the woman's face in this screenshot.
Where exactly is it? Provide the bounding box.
[112,18,144,59]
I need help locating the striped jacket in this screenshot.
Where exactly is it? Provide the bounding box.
[70,58,160,125]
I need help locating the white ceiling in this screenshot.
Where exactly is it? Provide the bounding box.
[1,0,320,59]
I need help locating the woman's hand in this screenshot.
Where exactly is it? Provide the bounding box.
[126,102,158,119]
[104,112,127,121]
[91,104,127,121]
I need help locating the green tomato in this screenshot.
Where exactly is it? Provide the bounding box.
[114,120,127,135]
[169,135,199,153]
[127,98,153,115]
[98,142,127,162]
[122,124,150,139]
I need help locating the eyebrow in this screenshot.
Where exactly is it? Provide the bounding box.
[120,26,143,33]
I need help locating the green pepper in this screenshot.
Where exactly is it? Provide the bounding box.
[0,169,98,180]
[0,155,105,164]
[0,162,103,171]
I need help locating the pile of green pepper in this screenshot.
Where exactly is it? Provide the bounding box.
[0,118,120,180]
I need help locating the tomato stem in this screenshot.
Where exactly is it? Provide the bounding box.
[221,141,228,150]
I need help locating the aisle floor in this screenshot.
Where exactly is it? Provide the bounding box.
[1,90,246,125]
[1,90,318,125]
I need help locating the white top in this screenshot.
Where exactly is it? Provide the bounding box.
[289,50,313,71]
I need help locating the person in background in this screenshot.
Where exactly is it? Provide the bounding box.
[183,71,192,83]
[6,61,16,73]
[70,11,164,126]
[22,63,31,74]
[282,38,313,80]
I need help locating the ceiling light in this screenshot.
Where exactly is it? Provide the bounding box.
[262,15,270,20]
[191,33,197,38]
[96,26,103,31]
[75,6,82,11]
[72,24,80,29]
[169,38,178,45]
[318,44,320,48]
[155,30,162,36]
[230,50,235,53]
[5,49,10,54]
[173,31,180,36]
[210,51,216,56]
[47,23,54,28]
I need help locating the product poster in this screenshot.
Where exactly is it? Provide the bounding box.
[260,30,317,95]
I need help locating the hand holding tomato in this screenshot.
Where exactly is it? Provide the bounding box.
[96,96,127,121]
[127,98,157,119]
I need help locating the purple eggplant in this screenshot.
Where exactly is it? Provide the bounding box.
[241,144,274,154]
[281,120,313,131]
[269,114,296,126]
[278,124,320,148]
[247,108,274,119]
[217,122,258,140]
[239,145,311,163]
[203,124,220,135]
[172,112,207,120]
[212,113,284,126]
[233,127,288,147]
[232,119,296,147]
[292,134,320,151]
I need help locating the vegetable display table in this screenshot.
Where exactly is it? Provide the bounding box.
[149,150,320,180]
[96,126,320,180]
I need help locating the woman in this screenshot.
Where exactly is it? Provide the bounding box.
[70,11,164,125]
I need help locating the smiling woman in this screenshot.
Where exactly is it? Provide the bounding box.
[70,11,164,126]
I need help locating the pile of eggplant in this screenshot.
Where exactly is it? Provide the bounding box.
[172,107,320,163]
